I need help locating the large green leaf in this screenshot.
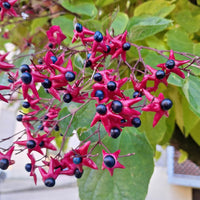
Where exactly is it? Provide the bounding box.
[127,16,172,41]
[166,28,193,53]
[110,12,129,35]
[60,0,97,18]
[52,16,74,38]
[190,122,200,146]
[78,127,154,200]
[174,10,200,33]
[167,85,200,136]
[58,107,76,137]
[139,111,167,147]
[134,0,175,18]
[182,76,200,118]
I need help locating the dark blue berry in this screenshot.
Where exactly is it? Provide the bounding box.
[111,100,123,113]
[93,73,102,82]
[104,45,111,53]
[104,155,115,168]
[65,71,75,82]
[50,56,57,64]
[0,158,9,170]
[39,141,44,147]
[87,53,91,59]
[107,81,116,91]
[122,42,131,51]
[63,93,72,103]
[96,104,107,115]
[42,79,52,89]
[133,91,142,98]
[73,156,82,164]
[38,59,43,64]
[120,119,126,128]
[44,115,48,120]
[121,119,126,123]
[165,59,175,69]
[38,124,44,131]
[16,114,23,121]
[20,64,31,73]
[8,78,14,83]
[25,163,32,172]
[74,168,83,179]
[75,23,83,32]
[44,178,55,187]
[26,140,36,149]
[156,70,165,79]
[21,72,32,84]
[22,101,30,108]
[94,31,103,42]
[48,43,53,48]
[95,90,104,100]
[160,99,173,111]
[132,117,141,128]
[110,127,121,139]
[85,60,92,67]
[54,124,59,131]
[3,2,11,9]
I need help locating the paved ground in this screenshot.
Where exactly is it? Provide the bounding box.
[0,175,79,200]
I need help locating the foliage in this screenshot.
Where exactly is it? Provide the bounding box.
[0,0,200,200]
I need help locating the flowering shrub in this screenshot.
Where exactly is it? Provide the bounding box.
[0,0,200,199]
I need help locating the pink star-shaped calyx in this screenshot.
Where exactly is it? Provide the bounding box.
[15,128,56,155]
[144,65,168,92]
[111,31,130,61]
[0,52,15,72]
[91,104,123,135]
[26,153,37,184]
[0,0,18,21]
[61,141,98,175]
[46,25,66,46]
[157,50,190,79]
[102,149,125,176]
[72,23,94,44]
[39,158,61,183]
[142,90,172,127]
[0,146,15,170]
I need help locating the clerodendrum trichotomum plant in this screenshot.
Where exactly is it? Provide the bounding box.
[0,0,200,199]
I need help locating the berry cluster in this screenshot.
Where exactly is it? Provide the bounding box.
[0,23,192,187]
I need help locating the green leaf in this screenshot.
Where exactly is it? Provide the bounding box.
[14,48,35,68]
[77,124,107,142]
[166,28,193,53]
[168,74,184,87]
[134,0,175,18]
[110,12,129,35]
[127,16,172,41]
[143,51,166,68]
[95,0,117,7]
[51,129,69,151]
[182,76,200,117]
[75,100,96,129]
[60,0,97,18]
[159,107,175,145]
[52,16,74,38]
[178,149,188,164]
[58,107,75,137]
[174,10,200,33]
[139,111,167,147]
[167,85,200,136]
[31,17,48,35]
[190,122,200,146]
[78,127,154,200]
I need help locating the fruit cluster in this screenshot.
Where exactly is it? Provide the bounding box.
[0,23,191,187]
